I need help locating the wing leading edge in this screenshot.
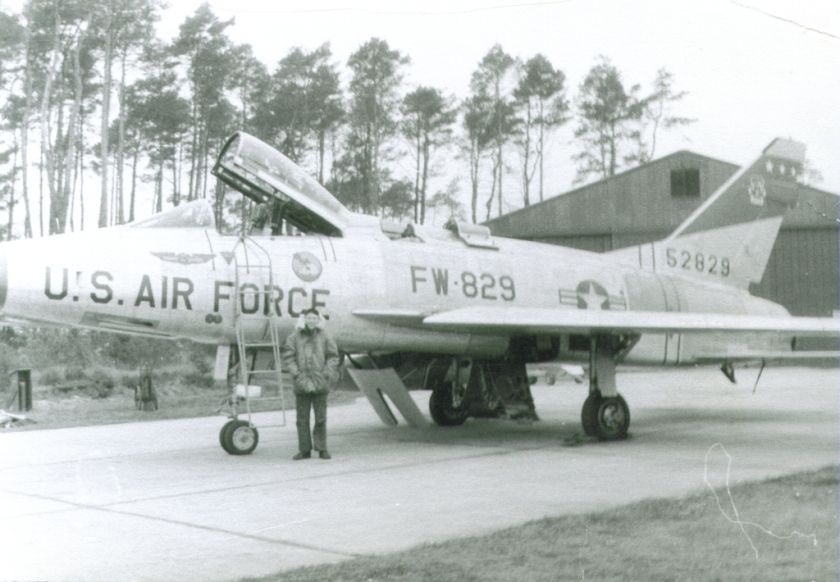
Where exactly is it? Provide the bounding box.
[410,306,840,337]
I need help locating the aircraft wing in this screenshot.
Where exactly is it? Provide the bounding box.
[694,350,840,363]
[412,306,840,337]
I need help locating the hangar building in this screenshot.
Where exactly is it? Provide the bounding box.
[486,149,839,319]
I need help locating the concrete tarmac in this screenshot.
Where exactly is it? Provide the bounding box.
[1,366,837,581]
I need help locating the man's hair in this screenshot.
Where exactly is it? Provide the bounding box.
[302,308,320,317]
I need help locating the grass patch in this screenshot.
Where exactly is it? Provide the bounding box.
[244,466,838,582]
[4,385,361,431]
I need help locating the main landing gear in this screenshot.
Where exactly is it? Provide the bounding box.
[429,379,469,426]
[581,392,629,440]
[426,358,538,426]
[581,335,631,440]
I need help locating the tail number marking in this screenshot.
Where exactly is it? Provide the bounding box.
[666,248,730,277]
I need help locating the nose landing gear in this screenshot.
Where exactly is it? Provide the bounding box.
[219,419,260,455]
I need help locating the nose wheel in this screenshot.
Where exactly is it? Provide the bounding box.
[220,419,259,455]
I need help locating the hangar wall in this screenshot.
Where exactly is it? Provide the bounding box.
[486,150,839,318]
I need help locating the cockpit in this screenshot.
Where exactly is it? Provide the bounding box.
[212,132,353,237]
[129,132,499,251]
[130,199,216,229]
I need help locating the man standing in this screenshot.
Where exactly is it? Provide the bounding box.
[283,308,340,460]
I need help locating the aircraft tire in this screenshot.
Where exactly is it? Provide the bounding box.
[220,420,259,455]
[594,394,629,441]
[581,393,601,437]
[429,385,468,426]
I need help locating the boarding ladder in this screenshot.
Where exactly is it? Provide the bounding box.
[230,236,287,427]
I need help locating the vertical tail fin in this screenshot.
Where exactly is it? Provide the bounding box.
[614,139,805,289]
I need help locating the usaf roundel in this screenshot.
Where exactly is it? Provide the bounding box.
[292,251,322,282]
[576,280,610,310]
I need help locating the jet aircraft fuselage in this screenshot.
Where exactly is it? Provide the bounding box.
[0,208,790,366]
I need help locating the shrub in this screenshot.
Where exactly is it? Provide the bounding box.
[65,366,87,381]
[88,368,116,399]
[183,370,215,388]
[38,368,64,386]
[188,344,215,375]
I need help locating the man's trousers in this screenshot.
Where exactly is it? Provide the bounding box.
[295,392,328,453]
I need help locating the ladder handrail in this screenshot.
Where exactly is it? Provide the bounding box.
[230,234,287,427]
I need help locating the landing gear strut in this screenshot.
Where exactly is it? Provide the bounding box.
[426,357,537,426]
[581,335,632,440]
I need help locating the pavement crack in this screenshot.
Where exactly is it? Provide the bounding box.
[1,489,361,558]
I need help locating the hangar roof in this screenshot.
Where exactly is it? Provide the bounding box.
[486,149,838,239]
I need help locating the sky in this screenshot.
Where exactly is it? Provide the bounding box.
[151,0,840,215]
[4,0,840,223]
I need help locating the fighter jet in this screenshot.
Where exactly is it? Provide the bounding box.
[0,132,836,454]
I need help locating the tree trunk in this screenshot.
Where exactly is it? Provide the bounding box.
[317,131,326,184]
[172,162,178,206]
[413,129,421,223]
[7,132,17,240]
[522,101,532,207]
[538,100,545,202]
[486,157,498,222]
[188,92,198,200]
[129,148,138,222]
[20,8,34,238]
[200,128,209,199]
[495,78,503,218]
[496,147,503,218]
[155,157,163,213]
[61,23,86,234]
[116,50,127,224]
[40,6,60,236]
[420,136,430,224]
[79,108,85,231]
[98,0,113,227]
[470,139,480,224]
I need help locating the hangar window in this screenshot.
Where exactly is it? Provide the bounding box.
[670,168,700,197]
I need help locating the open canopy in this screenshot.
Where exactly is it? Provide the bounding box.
[212,132,352,236]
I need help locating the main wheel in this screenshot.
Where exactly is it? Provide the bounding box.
[581,393,600,436]
[429,382,469,426]
[219,420,259,455]
[581,393,629,441]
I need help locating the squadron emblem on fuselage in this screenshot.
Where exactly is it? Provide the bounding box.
[292,251,322,282]
[748,175,766,206]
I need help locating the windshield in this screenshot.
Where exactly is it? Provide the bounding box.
[130,199,216,229]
